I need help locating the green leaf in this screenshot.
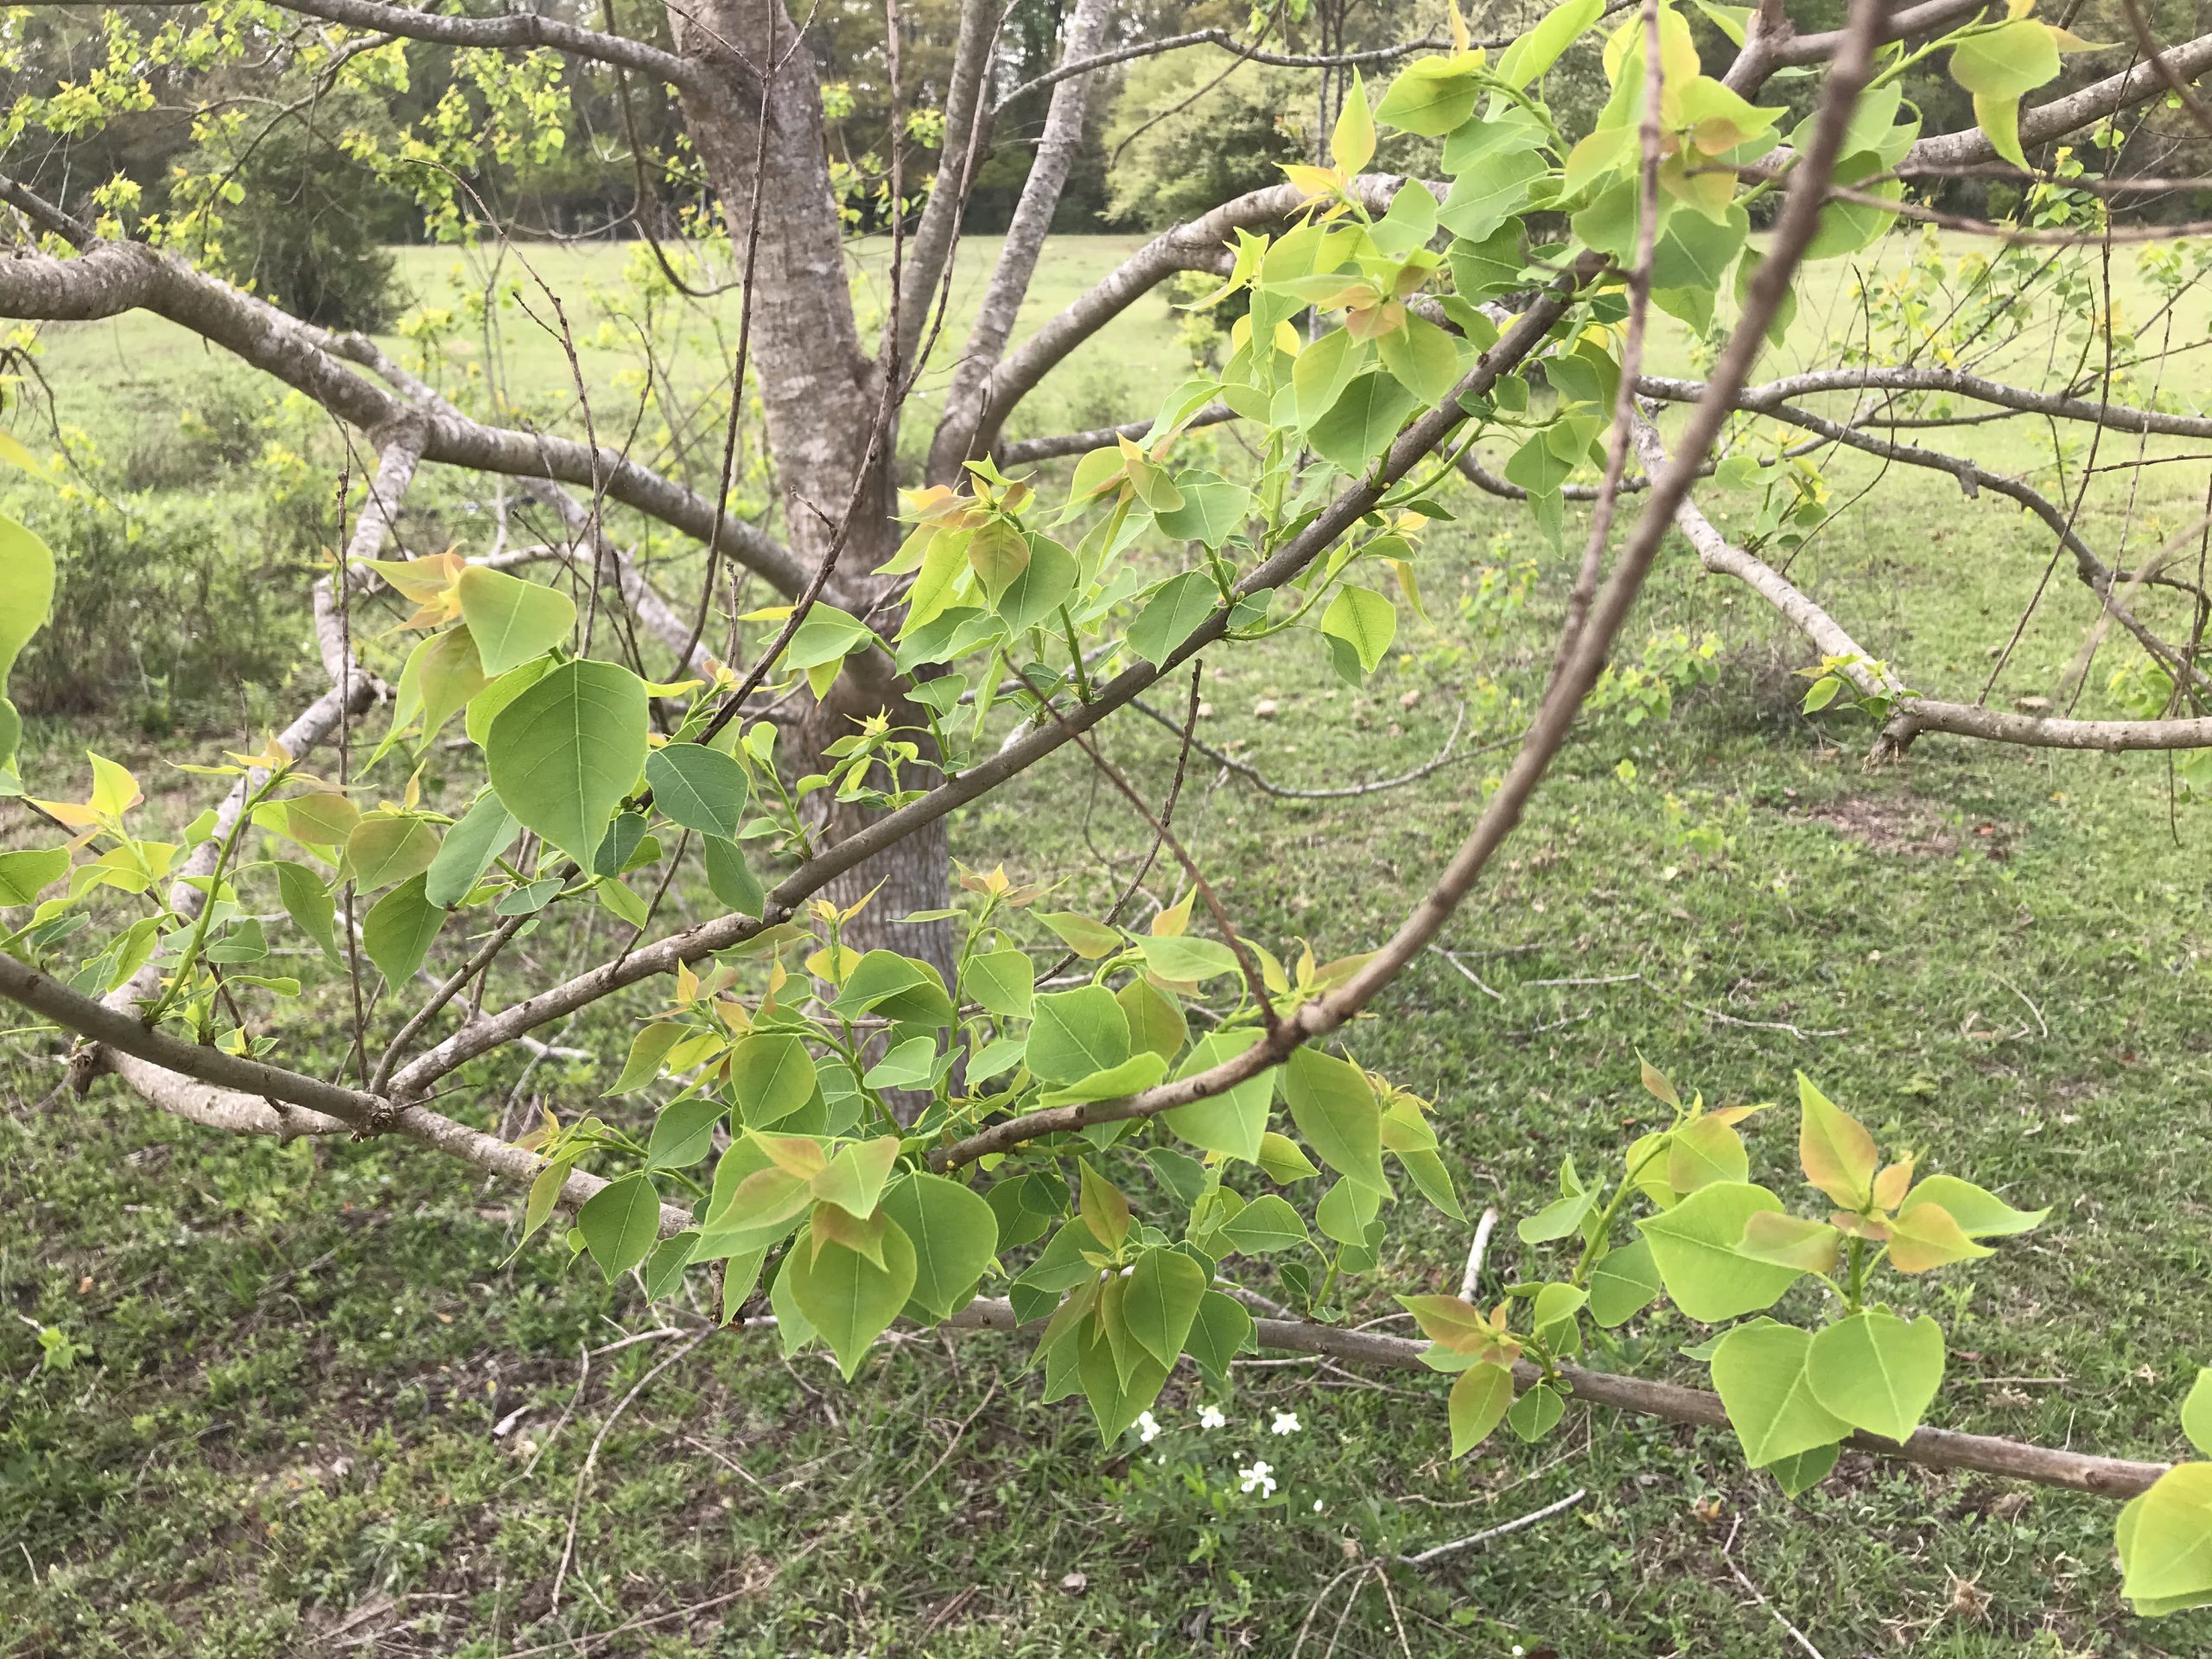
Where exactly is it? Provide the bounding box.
[1027,985,1131,1085]
[466,658,553,747]
[1636,1181,1803,1322]
[1165,1030,1274,1162]
[812,1135,902,1219]
[785,1217,918,1379]
[1037,910,1122,959]
[344,816,441,893]
[1668,1114,1749,1194]
[880,1172,998,1320]
[1135,933,1242,982]
[1330,69,1375,174]
[1256,1130,1320,1185]
[1316,1176,1381,1247]
[2120,1464,2212,1610]
[1185,1290,1253,1389]
[273,860,340,963]
[646,743,751,840]
[0,515,56,761]
[1122,1248,1208,1367]
[1897,1173,2046,1238]
[1220,1193,1311,1255]
[1076,1301,1171,1441]
[646,1097,726,1171]
[1448,1361,1516,1456]
[456,565,576,677]
[1710,1320,1853,1466]
[0,847,67,907]
[1116,976,1186,1060]
[424,791,518,908]
[2181,1368,2212,1459]
[862,1034,938,1090]
[361,874,444,985]
[702,834,766,918]
[963,946,1035,1020]
[391,627,490,750]
[1319,586,1396,675]
[1376,315,1464,406]
[1973,92,2027,170]
[1128,570,1217,668]
[486,658,650,869]
[1495,0,1605,86]
[1395,1147,1466,1222]
[1949,19,2062,100]
[1308,372,1419,474]
[1154,473,1251,548]
[1651,204,1748,292]
[1436,147,1548,242]
[728,1033,818,1128]
[996,533,1078,632]
[608,1023,686,1095]
[1806,1309,1945,1443]
[966,518,1030,601]
[1039,1051,1167,1106]
[1293,328,1363,429]
[1588,1235,1663,1327]
[1284,1047,1386,1192]
[1507,1383,1566,1442]
[1375,57,1484,137]
[1769,1441,1840,1498]
[577,1173,663,1280]
[642,1230,698,1300]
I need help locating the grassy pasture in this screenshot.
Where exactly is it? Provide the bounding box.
[3,228,2212,1656]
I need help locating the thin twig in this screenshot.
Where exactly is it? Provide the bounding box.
[1459,1208,1501,1302]
[1395,1487,1590,1567]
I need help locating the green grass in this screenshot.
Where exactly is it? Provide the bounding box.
[6,229,2212,1656]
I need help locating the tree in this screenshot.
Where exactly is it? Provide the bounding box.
[3,0,2212,1621]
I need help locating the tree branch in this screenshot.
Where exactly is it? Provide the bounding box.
[0,183,814,601]
[942,1298,2168,1497]
[131,0,713,99]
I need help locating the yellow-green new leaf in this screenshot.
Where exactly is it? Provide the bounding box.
[1284,1046,1388,1192]
[1448,1360,1516,1456]
[785,1217,918,1379]
[1797,1072,1878,1210]
[1710,1319,1852,1467]
[1637,1181,1803,1322]
[456,565,576,677]
[1806,1309,1944,1444]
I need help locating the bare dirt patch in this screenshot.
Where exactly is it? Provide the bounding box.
[1799,794,2015,859]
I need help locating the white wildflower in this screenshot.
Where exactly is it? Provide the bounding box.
[1136,1410,1160,1444]
[1237,1459,1276,1497]
[1270,1410,1301,1436]
[1198,1404,1227,1430]
[1313,1498,1325,1512]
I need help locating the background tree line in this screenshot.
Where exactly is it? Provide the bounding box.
[9,0,2204,333]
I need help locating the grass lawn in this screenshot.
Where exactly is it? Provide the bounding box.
[4,229,2212,1656]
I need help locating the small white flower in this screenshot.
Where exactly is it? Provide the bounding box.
[1512,1647,1525,1656]
[1136,1410,1160,1444]
[1270,1410,1301,1436]
[1198,1404,1227,1430]
[1313,1498,1325,1512]
[1237,1459,1276,1497]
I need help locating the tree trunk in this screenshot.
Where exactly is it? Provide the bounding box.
[665,0,954,974]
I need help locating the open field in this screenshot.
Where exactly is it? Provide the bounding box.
[5,231,2212,1656]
